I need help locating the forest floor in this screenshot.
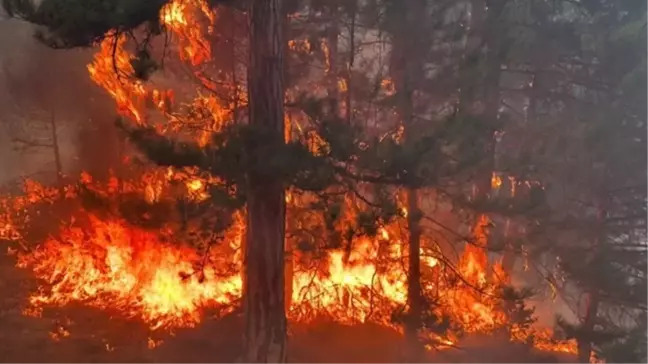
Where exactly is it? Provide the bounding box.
[0,248,574,363]
[0,249,410,364]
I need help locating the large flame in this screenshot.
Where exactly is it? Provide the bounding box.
[0,0,580,359]
[18,215,242,330]
[3,176,577,356]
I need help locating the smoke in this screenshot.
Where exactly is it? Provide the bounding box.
[506,256,579,330]
[0,18,119,187]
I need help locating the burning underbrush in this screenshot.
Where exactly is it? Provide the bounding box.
[0,0,584,360]
[18,215,242,329]
[0,172,578,360]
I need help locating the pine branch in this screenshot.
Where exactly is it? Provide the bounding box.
[117,119,209,170]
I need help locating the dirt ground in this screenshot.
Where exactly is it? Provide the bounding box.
[0,247,226,363]
[0,248,573,363]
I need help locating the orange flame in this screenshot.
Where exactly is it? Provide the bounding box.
[87,35,147,123]
[0,0,581,359]
[18,215,242,329]
[160,0,216,66]
[3,176,578,356]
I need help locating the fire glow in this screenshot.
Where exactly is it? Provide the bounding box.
[4,177,576,355]
[0,0,579,358]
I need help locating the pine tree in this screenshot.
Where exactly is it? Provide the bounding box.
[382,0,427,356]
[4,0,644,362]
[243,0,289,361]
[493,1,647,361]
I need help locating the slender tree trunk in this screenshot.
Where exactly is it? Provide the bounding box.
[49,108,65,197]
[325,2,339,116]
[458,0,486,114]
[577,204,605,363]
[405,189,422,347]
[284,228,293,313]
[527,72,538,123]
[483,0,505,119]
[243,0,288,362]
[230,19,241,125]
[460,0,506,200]
[501,218,516,272]
[577,292,599,363]
[389,0,426,358]
[477,0,505,199]
[343,1,357,124]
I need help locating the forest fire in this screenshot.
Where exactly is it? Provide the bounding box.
[6,178,429,329]
[18,215,242,329]
[1,174,577,356]
[0,0,593,361]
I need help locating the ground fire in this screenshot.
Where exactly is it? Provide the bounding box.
[0,0,596,362]
[1,172,579,356]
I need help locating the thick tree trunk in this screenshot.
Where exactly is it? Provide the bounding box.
[243,0,288,362]
[282,8,294,316]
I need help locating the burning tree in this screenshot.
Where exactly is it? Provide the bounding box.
[243,0,289,360]
[1,0,644,363]
[478,0,647,362]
